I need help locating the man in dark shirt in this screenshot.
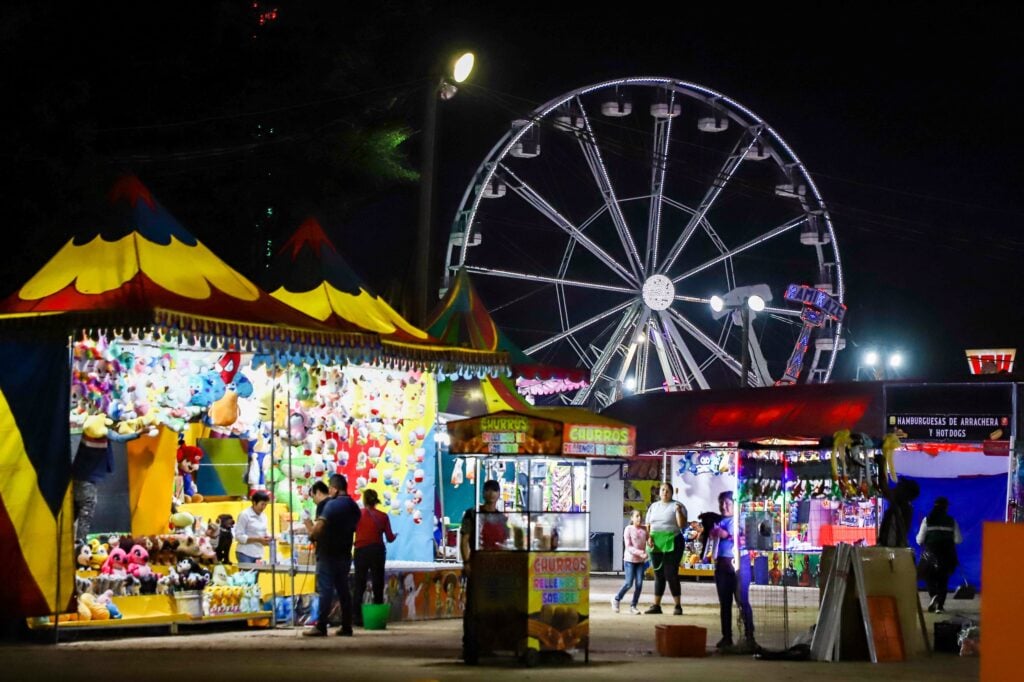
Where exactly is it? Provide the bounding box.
[459,479,507,664]
[304,474,361,636]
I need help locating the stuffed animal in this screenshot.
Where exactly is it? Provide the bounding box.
[101,548,128,576]
[96,590,122,619]
[209,388,240,428]
[196,536,217,565]
[81,413,113,442]
[89,542,109,570]
[76,543,93,570]
[77,592,110,621]
[174,443,204,504]
[214,514,234,564]
[169,511,197,536]
[126,545,155,580]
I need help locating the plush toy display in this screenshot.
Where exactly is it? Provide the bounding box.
[76,543,93,570]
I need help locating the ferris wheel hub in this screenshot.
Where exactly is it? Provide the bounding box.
[641,274,675,311]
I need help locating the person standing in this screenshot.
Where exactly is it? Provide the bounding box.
[916,496,963,613]
[304,474,361,636]
[234,491,272,564]
[710,491,755,650]
[460,479,507,664]
[644,483,687,615]
[72,420,140,542]
[352,488,397,626]
[875,454,920,548]
[612,509,648,614]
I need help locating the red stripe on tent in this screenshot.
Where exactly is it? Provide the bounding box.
[0,499,55,618]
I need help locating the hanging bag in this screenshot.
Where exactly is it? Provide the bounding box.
[650,530,676,555]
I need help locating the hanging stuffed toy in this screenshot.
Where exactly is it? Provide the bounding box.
[830,429,852,480]
[880,431,903,483]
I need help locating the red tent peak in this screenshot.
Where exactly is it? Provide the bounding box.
[280,217,338,261]
[108,175,156,210]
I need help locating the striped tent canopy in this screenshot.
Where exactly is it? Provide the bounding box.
[267,218,508,371]
[427,269,588,399]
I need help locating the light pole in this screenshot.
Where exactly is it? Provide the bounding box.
[414,51,475,327]
[710,284,772,388]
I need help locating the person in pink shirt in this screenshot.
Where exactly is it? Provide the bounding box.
[612,510,649,614]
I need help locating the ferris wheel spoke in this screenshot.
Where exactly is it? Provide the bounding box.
[646,92,674,272]
[464,265,638,294]
[670,215,808,284]
[498,164,638,286]
[571,302,642,406]
[573,99,645,277]
[659,129,762,275]
[746,328,773,387]
[615,308,650,384]
[648,314,690,391]
[657,311,710,390]
[666,307,744,378]
[525,298,635,355]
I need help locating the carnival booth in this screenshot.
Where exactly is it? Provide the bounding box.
[447,408,635,665]
[0,177,508,634]
[885,381,1016,591]
[424,269,592,562]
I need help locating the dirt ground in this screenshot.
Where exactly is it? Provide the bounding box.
[0,577,980,682]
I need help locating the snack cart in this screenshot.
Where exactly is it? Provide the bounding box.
[447,408,636,666]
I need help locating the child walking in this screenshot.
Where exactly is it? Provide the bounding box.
[612,510,649,614]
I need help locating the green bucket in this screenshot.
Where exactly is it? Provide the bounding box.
[361,603,390,630]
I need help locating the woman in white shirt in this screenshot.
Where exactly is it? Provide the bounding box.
[644,483,687,615]
[234,491,272,564]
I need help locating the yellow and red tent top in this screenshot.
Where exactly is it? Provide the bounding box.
[0,176,362,341]
[427,269,588,397]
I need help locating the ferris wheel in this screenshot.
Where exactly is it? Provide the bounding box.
[444,77,845,407]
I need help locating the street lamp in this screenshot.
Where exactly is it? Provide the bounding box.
[709,284,773,387]
[414,50,476,327]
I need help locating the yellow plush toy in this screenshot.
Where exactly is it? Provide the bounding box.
[830,429,852,480]
[82,414,113,441]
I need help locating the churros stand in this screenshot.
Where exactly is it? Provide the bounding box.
[447,408,636,665]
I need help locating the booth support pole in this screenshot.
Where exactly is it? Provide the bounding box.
[267,360,278,628]
[285,365,296,627]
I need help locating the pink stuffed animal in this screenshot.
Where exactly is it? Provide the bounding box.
[126,545,153,579]
[101,548,128,576]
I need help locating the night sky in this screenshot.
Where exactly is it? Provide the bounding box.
[2,1,1020,383]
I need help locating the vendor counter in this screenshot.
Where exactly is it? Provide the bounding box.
[252,560,465,621]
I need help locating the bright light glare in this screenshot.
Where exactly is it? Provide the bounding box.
[636,334,645,344]
[889,353,903,369]
[625,377,636,390]
[747,295,766,312]
[452,52,475,83]
[710,295,724,313]
[864,351,879,366]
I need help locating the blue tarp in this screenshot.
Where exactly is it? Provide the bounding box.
[905,474,1007,591]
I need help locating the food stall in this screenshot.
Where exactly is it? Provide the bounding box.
[447,408,635,665]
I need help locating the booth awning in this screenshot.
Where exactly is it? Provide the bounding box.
[601,382,885,454]
[448,408,636,458]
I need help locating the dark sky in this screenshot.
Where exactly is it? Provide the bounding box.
[2,1,1020,383]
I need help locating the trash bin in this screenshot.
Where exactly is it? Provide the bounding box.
[589,532,614,572]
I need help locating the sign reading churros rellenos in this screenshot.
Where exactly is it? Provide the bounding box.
[447,409,636,458]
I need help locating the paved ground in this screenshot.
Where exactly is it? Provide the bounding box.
[0,577,980,681]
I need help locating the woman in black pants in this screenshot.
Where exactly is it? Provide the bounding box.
[916,496,962,614]
[644,483,687,615]
[352,489,396,624]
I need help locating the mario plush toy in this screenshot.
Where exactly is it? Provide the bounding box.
[174,439,205,504]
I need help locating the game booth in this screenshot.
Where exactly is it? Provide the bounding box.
[604,381,904,651]
[446,408,636,665]
[0,177,509,637]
